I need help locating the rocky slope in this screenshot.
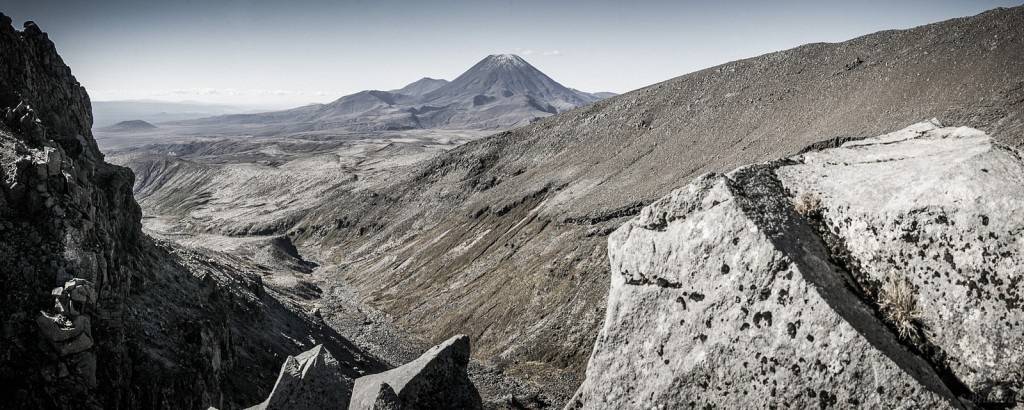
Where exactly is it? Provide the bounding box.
[568,121,1022,408]
[280,5,1024,389]
[166,54,606,136]
[0,14,385,409]
[114,129,488,236]
[106,5,1024,407]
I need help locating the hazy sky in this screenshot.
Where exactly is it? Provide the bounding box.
[3,0,1021,107]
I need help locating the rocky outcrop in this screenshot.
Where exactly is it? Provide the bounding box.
[568,122,1023,408]
[249,345,353,410]
[246,335,481,410]
[34,279,99,389]
[0,13,383,409]
[0,13,146,409]
[349,335,482,410]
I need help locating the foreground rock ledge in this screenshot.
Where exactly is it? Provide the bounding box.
[568,122,1023,409]
[350,334,481,410]
[248,345,353,410]
[248,334,482,410]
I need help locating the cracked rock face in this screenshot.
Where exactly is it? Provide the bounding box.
[0,13,144,409]
[247,335,483,410]
[249,345,354,410]
[350,334,482,410]
[778,121,1024,403]
[569,122,1023,409]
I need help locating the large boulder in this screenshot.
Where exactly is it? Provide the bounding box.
[349,334,482,410]
[569,122,1023,409]
[248,345,353,410]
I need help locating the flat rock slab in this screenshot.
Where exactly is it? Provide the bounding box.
[569,122,1023,409]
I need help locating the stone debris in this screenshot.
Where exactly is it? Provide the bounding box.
[249,335,482,410]
[36,279,96,352]
[33,278,98,391]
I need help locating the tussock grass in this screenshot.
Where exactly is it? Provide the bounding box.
[793,192,823,218]
[878,277,925,342]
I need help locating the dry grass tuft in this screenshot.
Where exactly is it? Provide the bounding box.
[793,192,823,217]
[878,276,925,342]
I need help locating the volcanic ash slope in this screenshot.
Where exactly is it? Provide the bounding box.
[305,6,1024,393]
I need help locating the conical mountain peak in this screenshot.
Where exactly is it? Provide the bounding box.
[480,54,529,68]
[174,53,608,132]
[422,54,596,110]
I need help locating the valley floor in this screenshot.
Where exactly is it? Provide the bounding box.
[112,129,579,408]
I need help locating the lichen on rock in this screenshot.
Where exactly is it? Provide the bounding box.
[569,122,1024,409]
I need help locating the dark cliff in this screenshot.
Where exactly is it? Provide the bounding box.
[0,14,382,410]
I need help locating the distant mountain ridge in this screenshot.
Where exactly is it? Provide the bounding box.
[391,77,449,96]
[91,100,270,127]
[101,119,157,132]
[170,54,612,135]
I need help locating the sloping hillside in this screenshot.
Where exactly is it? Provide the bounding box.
[293,6,1024,387]
[109,6,1024,404]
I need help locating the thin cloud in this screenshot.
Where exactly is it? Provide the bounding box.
[92,88,345,98]
[514,48,563,57]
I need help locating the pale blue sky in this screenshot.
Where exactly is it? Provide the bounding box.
[3,0,1021,107]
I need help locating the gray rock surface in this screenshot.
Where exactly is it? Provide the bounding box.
[350,334,482,410]
[778,121,1024,403]
[369,383,401,410]
[568,122,1022,408]
[249,345,354,410]
[245,334,485,409]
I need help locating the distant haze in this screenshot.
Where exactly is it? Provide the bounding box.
[4,0,1022,106]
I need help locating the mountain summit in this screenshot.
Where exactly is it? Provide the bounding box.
[170,54,610,135]
[422,54,599,117]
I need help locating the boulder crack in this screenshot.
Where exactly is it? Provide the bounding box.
[725,161,970,409]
